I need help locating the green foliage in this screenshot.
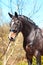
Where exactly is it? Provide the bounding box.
[0,60,2,65]
[17,61,28,65]
[32,56,37,65]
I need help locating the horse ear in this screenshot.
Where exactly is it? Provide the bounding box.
[8,13,13,18]
[15,12,18,18]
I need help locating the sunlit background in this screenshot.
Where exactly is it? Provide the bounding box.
[0,0,43,28]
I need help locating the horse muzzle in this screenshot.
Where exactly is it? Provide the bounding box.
[8,32,16,41]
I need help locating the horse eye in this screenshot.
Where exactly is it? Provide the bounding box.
[13,30,17,32]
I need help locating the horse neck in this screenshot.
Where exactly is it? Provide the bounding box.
[22,21,33,39]
[19,16,37,39]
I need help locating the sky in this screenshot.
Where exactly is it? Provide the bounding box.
[0,0,43,28]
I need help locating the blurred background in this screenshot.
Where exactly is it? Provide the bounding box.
[0,0,43,28]
[0,0,43,65]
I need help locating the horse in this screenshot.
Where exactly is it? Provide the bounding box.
[8,12,43,65]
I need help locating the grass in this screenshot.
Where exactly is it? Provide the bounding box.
[16,56,43,65]
[0,60,3,65]
[17,61,28,65]
[0,24,43,65]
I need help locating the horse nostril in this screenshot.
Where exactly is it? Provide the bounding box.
[11,37,13,40]
[8,37,14,41]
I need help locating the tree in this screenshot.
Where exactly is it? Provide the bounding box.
[29,0,41,18]
[9,0,13,14]
[15,0,24,15]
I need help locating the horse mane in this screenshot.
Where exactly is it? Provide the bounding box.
[19,15,38,29]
